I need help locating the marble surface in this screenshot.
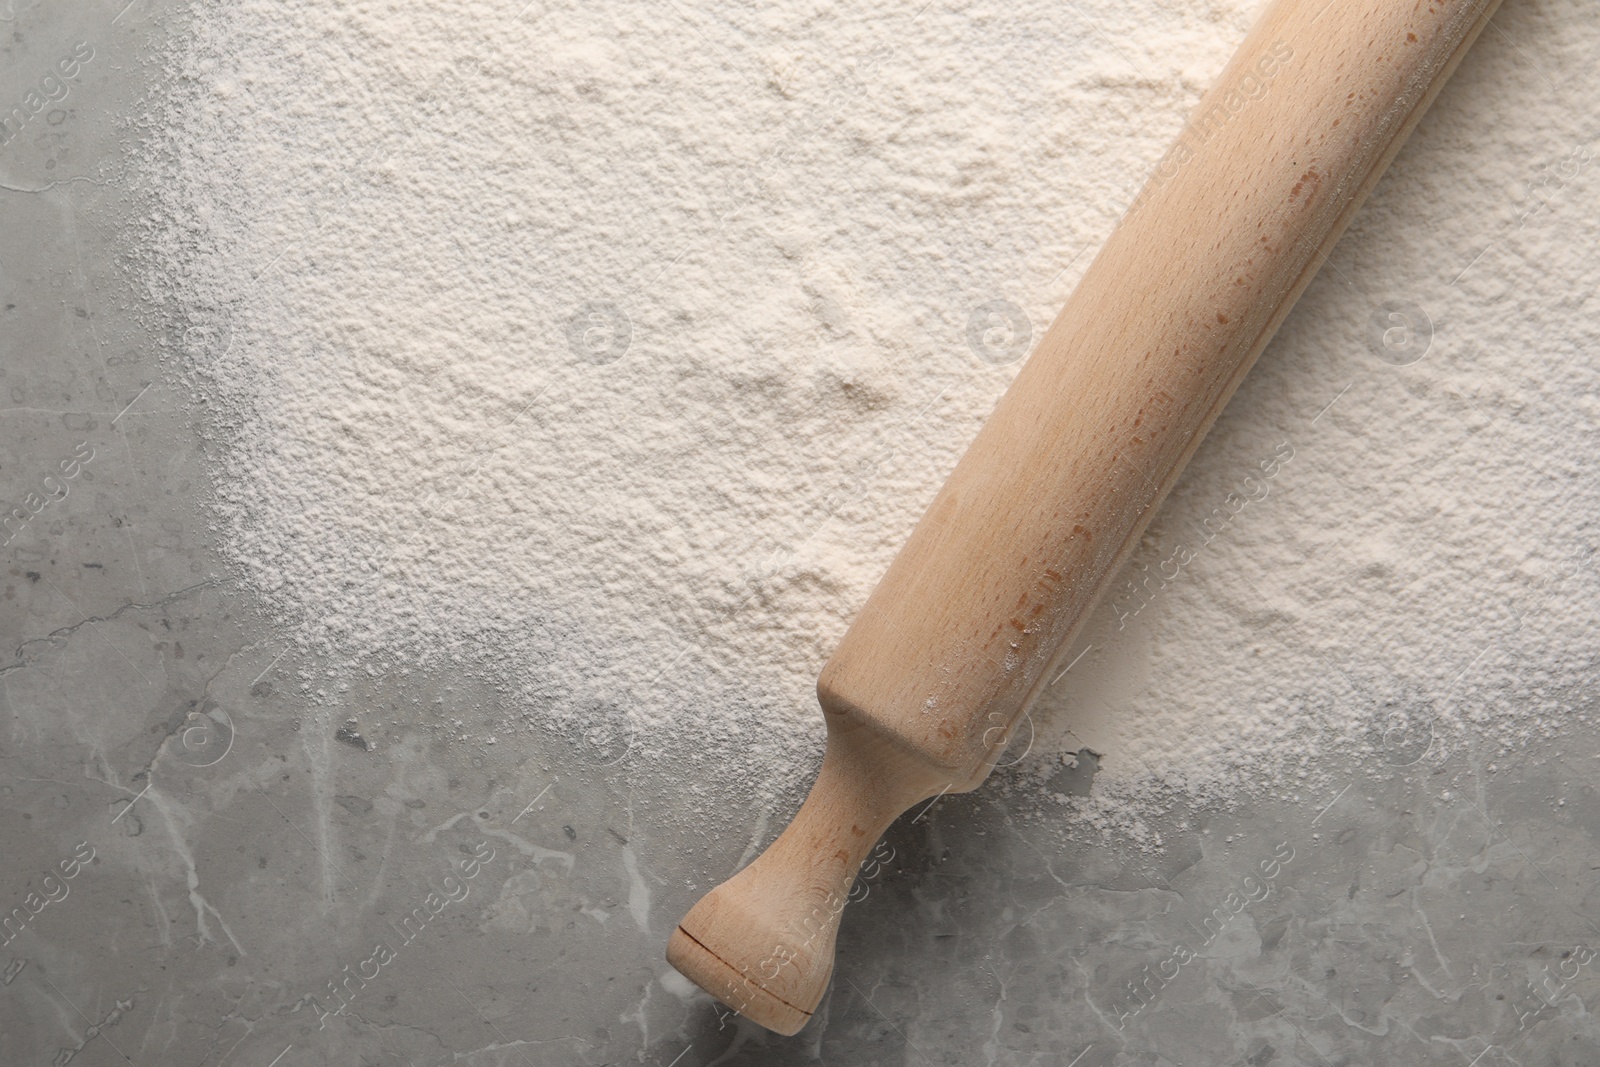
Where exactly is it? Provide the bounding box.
[4,2,1600,1066]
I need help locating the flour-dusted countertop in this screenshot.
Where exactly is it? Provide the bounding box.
[2,0,1598,1063]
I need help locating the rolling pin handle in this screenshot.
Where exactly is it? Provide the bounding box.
[667,724,944,1034]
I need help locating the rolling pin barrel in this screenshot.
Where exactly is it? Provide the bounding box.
[669,0,1500,1034]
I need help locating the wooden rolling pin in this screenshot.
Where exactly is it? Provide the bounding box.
[668,0,1499,1035]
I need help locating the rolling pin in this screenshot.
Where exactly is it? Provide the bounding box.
[668,0,1499,1034]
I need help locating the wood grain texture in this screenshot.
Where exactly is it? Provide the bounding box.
[670,0,1501,1035]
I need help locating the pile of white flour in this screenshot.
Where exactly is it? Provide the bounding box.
[132,0,1599,830]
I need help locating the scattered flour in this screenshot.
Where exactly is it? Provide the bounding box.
[130,0,1600,835]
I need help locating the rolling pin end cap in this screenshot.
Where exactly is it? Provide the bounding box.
[667,924,816,1036]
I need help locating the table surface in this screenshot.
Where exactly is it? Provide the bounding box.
[3,2,1598,1065]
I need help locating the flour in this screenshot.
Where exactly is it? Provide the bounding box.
[131,0,1600,836]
